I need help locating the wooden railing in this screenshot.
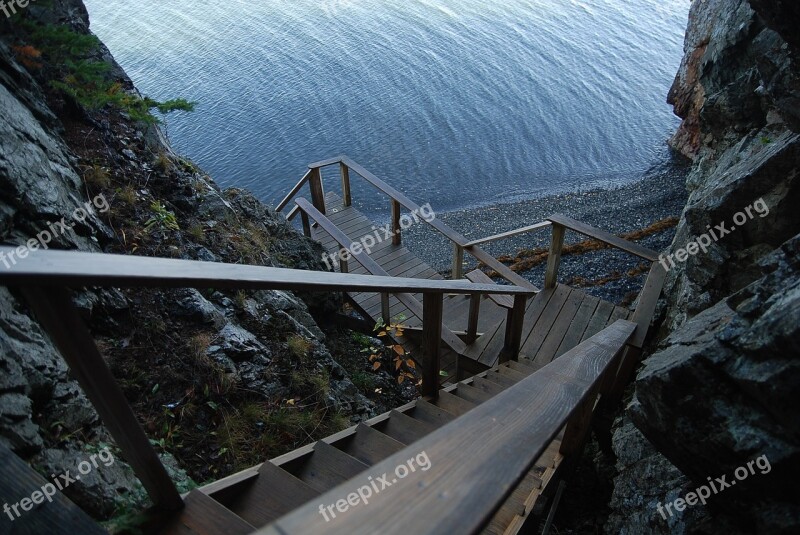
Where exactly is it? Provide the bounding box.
[260,319,637,534]
[276,155,539,292]
[0,247,531,513]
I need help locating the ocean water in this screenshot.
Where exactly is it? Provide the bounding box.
[84,0,689,214]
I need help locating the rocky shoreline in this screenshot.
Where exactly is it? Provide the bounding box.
[404,156,690,305]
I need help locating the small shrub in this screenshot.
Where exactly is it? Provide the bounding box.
[83,163,110,189]
[116,185,137,206]
[287,334,312,360]
[144,201,180,233]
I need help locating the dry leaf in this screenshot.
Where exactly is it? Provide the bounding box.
[393,345,405,356]
[373,362,381,370]
[398,375,405,383]
[406,359,415,368]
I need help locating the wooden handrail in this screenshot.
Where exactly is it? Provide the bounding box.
[276,169,313,213]
[546,214,658,261]
[463,221,552,248]
[0,247,530,296]
[261,319,637,534]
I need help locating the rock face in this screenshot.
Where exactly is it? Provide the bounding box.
[609,1,800,532]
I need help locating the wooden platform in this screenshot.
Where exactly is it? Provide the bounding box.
[311,192,630,375]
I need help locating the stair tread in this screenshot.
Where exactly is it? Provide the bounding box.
[453,383,494,404]
[378,410,436,444]
[161,490,254,535]
[497,366,529,381]
[226,462,319,528]
[483,371,519,388]
[286,440,368,493]
[435,390,477,416]
[471,376,508,395]
[504,360,538,375]
[340,423,406,465]
[412,399,457,426]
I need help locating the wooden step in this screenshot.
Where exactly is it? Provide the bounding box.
[497,366,529,382]
[471,376,508,395]
[377,410,436,444]
[434,390,476,416]
[161,490,254,535]
[225,462,319,528]
[338,423,405,465]
[504,360,538,375]
[452,383,494,404]
[481,471,542,535]
[411,399,457,426]
[284,440,368,493]
[483,370,519,388]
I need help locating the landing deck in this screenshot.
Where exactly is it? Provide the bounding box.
[310,193,630,373]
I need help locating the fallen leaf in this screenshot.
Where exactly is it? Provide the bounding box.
[373,362,381,370]
[393,345,405,356]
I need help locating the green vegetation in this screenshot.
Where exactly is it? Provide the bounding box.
[13,21,195,124]
[144,201,180,233]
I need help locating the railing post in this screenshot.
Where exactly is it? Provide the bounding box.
[501,294,527,361]
[421,293,444,399]
[300,210,311,237]
[391,200,401,246]
[381,293,391,323]
[19,286,184,511]
[466,293,481,344]
[340,163,352,207]
[452,244,464,279]
[308,167,326,215]
[545,223,565,289]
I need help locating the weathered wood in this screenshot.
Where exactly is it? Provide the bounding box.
[391,199,402,245]
[340,162,352,207]
[0,247,531,297]
[628,262,667,349]
[308,155,345,169]
[412,400,457,426]
[452,244,465,279]
[340,423,406,466]
[19,286,183,511]
[465,270,514,309]
[544,223,566,289]
[276,169,313,213]
[546,214,658,262]
[286,204,301,221]
[502,294,528,361]
[421,293,444,398]
[161,490,254,535]
[300,210,311,237]
[378,410,436,445]
[285,441,367,493]
[466,245,540,293]
[0,442,108,534]
[466,294,481,344]
[263,320,636,535]
[435,390,476,416]
[308,167,326,215]
[226,462,319,527]
[381,293,391,323]
[464,221,552,247]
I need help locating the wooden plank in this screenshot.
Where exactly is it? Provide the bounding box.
[264,320,637,535]
[391,199,402,245]
[276,169,312,212]
[377,410,436,445]
[308,155,344,168]
[544,223,566,289]
[421,293,444,398]
[515,288,557,355]
[452,244,465,279]
[628,262,667,348]
[339,423,406,466]
[286,441,367,493]
[466,294,481,344]
[519,285,571,361]
[546,213,658,261]
[412,400,457,427]
[580,300,615,342]
[434,391,477,417]
[0,247,532,297]
[554,294,600,359]
[464,221,552,248]
[162,490,254,535]
[505,360,538,375]
[340,162,352,206]
[532,288,584,368]
[453,383,494,404]
[502,295,528,361]
[226,462,319,527]
[497,367,529,383]
[308,167,326,214]
[471,376,508,396]
[19,287,183,511]
[465,270,514,309]
[0,442,108,534]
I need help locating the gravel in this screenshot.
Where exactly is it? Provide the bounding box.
[402,158,690,305]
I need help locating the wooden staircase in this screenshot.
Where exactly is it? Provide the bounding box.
[0,156,666,534]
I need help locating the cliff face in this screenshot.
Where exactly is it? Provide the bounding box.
[0,1,393,521]
[608,1,800,533]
